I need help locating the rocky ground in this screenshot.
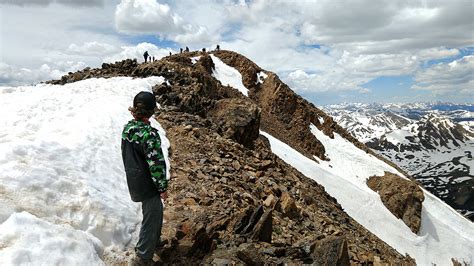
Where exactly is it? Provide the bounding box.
[49,51,417,264]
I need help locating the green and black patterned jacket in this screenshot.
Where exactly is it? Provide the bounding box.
[121,120,167,202]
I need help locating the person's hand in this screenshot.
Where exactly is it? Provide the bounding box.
[160,191,168,200]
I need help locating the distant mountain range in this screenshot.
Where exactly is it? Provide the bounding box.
[325,102,474,221]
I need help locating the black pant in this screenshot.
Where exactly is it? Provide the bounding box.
[136,194,163,259]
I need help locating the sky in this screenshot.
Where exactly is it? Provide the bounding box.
[0,0,473,106]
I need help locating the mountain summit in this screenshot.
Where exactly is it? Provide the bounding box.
[1,50,471,265]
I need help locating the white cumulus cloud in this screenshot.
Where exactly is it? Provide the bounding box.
[115,0,184,34]
[286,69,368,93]
[412,55,474,95]
[0,61,86,86]
[66,42,120,56]
[114,0,213,45]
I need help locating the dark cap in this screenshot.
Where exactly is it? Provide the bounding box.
[133,91,156,111]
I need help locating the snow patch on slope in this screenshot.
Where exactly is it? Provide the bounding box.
[309,124,405,183]
[209,54,248,96]
[384,129,412,145]
[0,212,104,265]
[0,77,168,263]
[261,128,474,265]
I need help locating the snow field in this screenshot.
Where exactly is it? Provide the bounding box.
[262,126,474,265]
[384,129,412,145]
[309,124,405,185]
[209,54,248,96]
[0,77,169,264]
[0,212,104,265]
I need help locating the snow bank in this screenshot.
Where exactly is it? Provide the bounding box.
[0,212,104,265]
[384,129,412,145]
[262,127,474,265]
[0,76,169,263]
[209,54,248,96]
[309,124,405,184]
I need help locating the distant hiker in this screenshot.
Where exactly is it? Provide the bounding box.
[169,51,172,56]
[122,91,168,266]
[149,56,152,63]
[143,51,149,63]
[185,46,189,52]
[202,48,206,52]
[152,56,155,62]
[180,48,183,53]
[216,44,220,51]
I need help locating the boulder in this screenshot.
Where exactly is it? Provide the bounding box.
[277,192,299,218]
[196,54,215,74]
[236,246,265,266]
[263,194,277,208]
[310,236,350,266]
[208,98,261,147]
[367,172,424,233]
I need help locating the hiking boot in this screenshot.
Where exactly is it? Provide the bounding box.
[129,254,154,266]
[155,238,168,250]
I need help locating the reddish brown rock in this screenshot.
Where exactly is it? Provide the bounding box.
[208,98,261,148]
[310,236,350,266]
[367,172,424,233]
[277,192,299,218]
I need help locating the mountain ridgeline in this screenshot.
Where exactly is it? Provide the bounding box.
[47,51,458,264]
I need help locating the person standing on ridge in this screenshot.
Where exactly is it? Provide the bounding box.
[121,91,168,265]
[143,51,149,63]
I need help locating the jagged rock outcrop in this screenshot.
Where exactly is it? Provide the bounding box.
[213,51,328,160]
[47,51,416,264]
[367,172,424,233]
[212,51,412,178]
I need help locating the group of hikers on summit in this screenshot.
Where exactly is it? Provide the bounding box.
[142,45,221,63]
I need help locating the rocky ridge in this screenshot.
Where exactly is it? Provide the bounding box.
[49,51,416,264]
